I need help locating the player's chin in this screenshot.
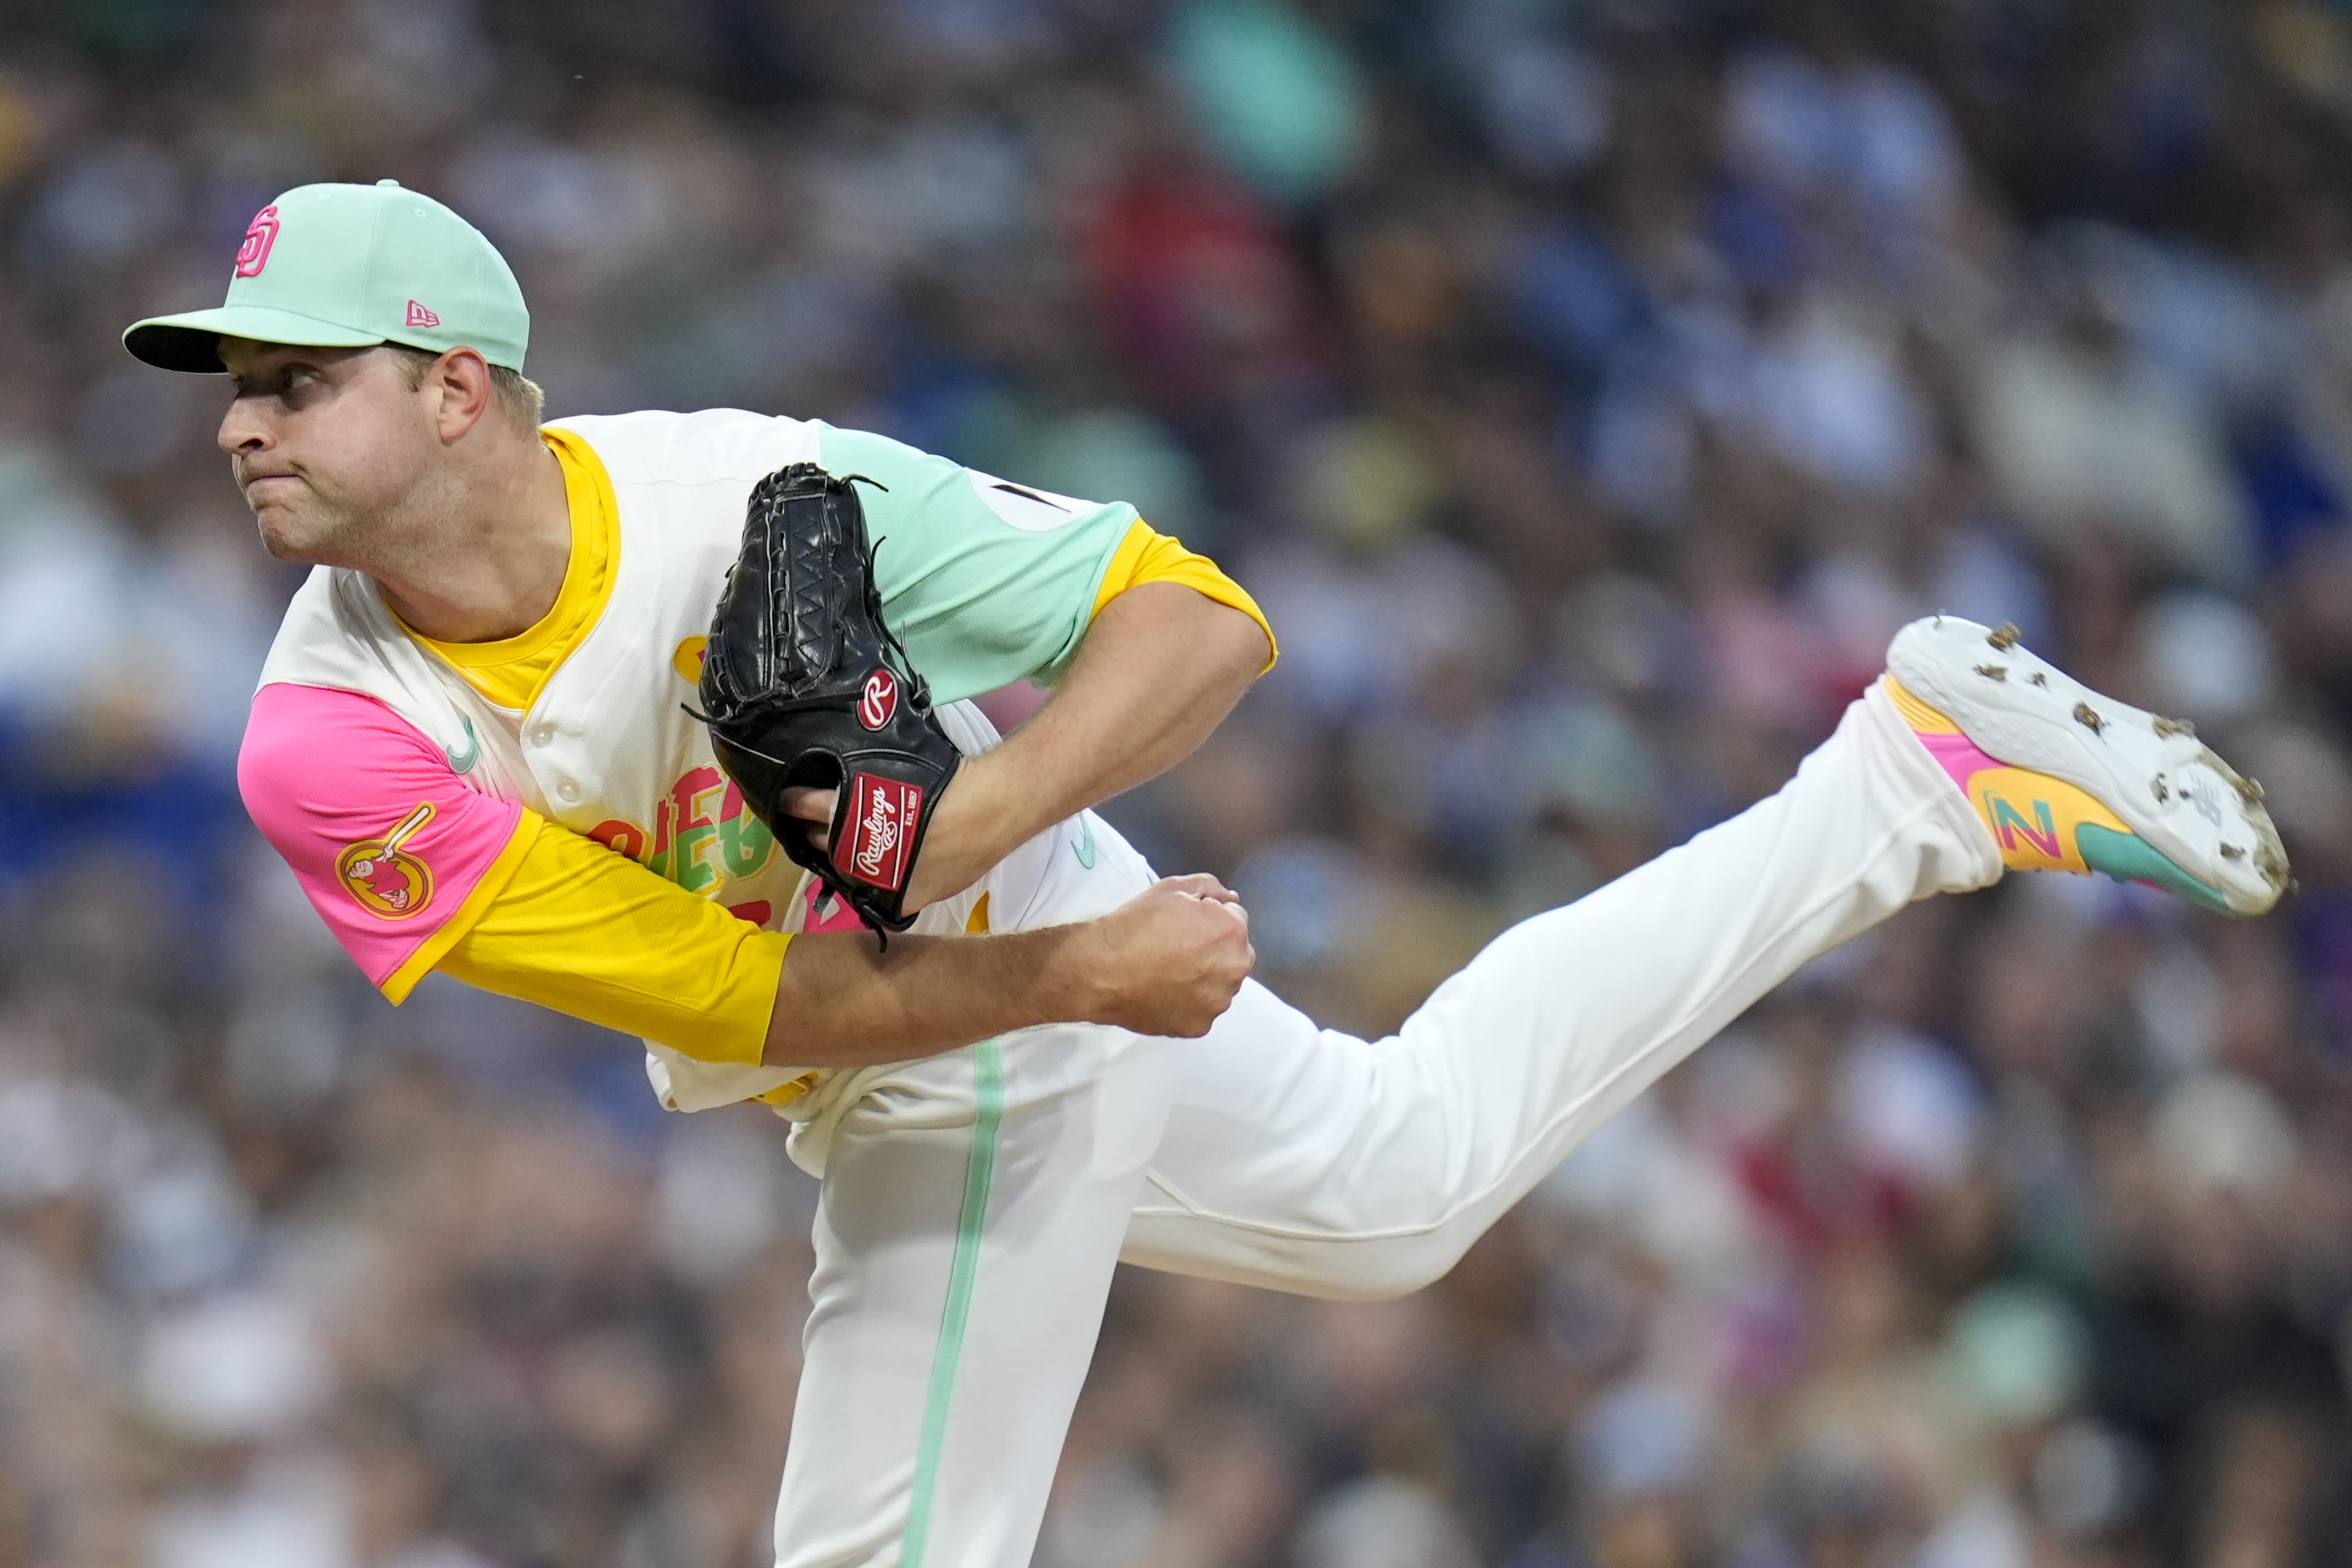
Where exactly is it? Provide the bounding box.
[251,502,333,563]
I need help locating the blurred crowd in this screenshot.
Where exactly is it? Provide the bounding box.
[5,0,2352,1564]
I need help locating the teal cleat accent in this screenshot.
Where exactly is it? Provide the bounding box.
[2076,824,2235,916]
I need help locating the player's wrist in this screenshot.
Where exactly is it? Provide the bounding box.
[904,752,1051,911]
[941,750,1043,853]
[1034,880,1251,1036]
[1030,917,1117,1027]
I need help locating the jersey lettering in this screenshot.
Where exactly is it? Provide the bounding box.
[592,767,776,895]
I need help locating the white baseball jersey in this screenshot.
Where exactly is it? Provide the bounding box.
[251,407,1150,1113]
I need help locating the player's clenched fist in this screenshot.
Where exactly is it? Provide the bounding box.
[1073,874,1255,1038]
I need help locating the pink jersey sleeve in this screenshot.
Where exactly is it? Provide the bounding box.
[239,683,534,1000]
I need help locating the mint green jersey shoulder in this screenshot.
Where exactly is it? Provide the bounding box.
[814,423,1139,704]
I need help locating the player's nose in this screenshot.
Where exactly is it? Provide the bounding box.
[216,395,271,456]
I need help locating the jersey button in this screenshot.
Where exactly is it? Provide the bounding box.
[556,779,582,803]
[529,723,555,746]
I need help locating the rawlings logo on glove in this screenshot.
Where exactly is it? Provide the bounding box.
[858,669,898,730]
[692,463,961,936]
[841,772,921,888]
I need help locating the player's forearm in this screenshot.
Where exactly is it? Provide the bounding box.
[910,584,1269,904]
[763,874,1259,1069]
[763,926,1100,1069]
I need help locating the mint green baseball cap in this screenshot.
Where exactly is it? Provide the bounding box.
[124,180,528,373]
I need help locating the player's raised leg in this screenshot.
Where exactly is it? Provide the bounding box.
[1119,617,2285,1300]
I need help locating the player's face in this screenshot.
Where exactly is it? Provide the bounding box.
[216,340,442,565]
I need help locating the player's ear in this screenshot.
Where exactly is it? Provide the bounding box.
[425,347,496,443]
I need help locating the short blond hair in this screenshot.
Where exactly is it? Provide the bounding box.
[385,344,546,429]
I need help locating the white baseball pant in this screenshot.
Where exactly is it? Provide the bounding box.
[766,682,2002,1567]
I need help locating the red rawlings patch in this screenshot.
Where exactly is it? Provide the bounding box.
[858,668,898,730]
[834,773,924,891]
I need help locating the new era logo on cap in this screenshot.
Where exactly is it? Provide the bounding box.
[405,299,440,329]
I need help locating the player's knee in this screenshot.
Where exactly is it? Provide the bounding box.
[1134,1213,1473,1301]
[1318,1234,1464,1301]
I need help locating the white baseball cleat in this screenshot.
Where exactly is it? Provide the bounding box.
[1882,615,2289,917]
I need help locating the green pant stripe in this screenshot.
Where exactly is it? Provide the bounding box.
[900,1039,1004,1567]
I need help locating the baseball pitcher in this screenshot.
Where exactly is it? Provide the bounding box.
[125,183,2289,1568]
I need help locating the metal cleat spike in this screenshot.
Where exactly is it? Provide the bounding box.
[1987,623,2022,650]
[2153,716,2195,738]
[2234,777,2264,805]
[2151,777,2169,803]
[2028,671,2048,687]
[2073,703,2105,734]
[1975,664,2008,680]
[2219,844,2245,860]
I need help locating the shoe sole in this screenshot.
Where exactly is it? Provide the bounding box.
[1886,616,2289,917]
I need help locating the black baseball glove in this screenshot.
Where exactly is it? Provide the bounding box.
[695,463,961,936]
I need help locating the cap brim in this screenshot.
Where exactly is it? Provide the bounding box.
[123,305,386,372]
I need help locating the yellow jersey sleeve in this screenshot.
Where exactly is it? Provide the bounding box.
[1089,520,1277,672]
[437,812,790,1068]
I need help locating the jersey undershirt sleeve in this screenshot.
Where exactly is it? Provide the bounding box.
[239,683,784,1066]
[1091,519,1277,670]
[437,822,785,1067]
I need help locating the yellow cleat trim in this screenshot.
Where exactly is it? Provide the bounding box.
[1883,674,1962,734]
